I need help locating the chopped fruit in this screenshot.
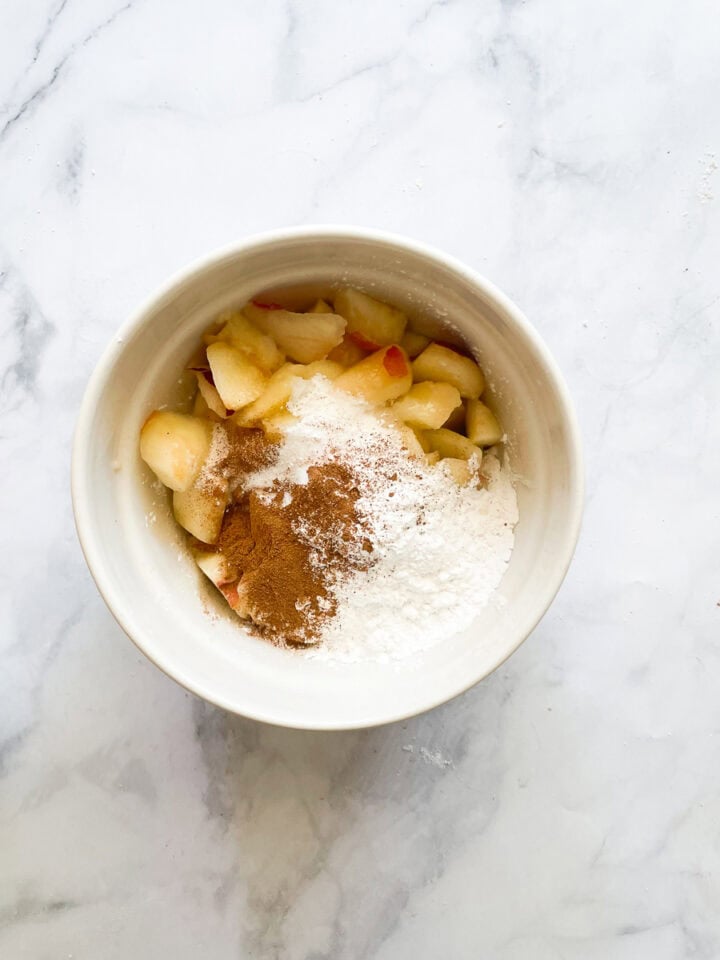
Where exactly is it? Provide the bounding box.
[194,551,234,586]
[466,399,503,446]
[228,579,253,617]
[262,409,299,440]
[206,342,267,411]
[333,287,407,347]
[400,330,430,358]
[441,457,473,485]
[423,428,483,462]
[442,399,466,433]
[241,300,279,329]
[206,311,284,372]
[300,359,345,381]
[348,331,382,351]
[252,299,284,310]
[382,345,408,377]
[138,283,514,647]
[245,308,346,363]
[172,483,228,543]
[335,345,412,404]
[389,381,462,430]
[327,335,369,367]
[194,371,227,418]
[390,421,425,458]
[193,550,249,614]
[140,411,213,491]
[413,427,432,452]
[310,298,334,314]
[193,389,210,418]
[233,362,301,425]
[234,360,344,426]
[412,343,485,399]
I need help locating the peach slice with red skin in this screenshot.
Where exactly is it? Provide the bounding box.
[333,288,407,348]
[335,345,412,404]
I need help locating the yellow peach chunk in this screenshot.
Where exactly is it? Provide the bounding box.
[234,360,344,426]
[262,409,299,440]
[466,399,503,446]
[334,345,412,405]
[333,288,407,349]
[309,298,334,314]
[193,388,210,418]
[422,428,483,463]
[194,550,234,587]
[387,420,425,458]
[172,482,229,543]
[442,399,466,433]
[232,363,302,425]
[327,335,368,367]
[441,457,474,486]
[207,311,285,372]
[389,381,461,430]
[400,330,430,358]
[412,343,485,399]
[139,411,213,491]
[194,371,227,418]
[243,304,346,363]
[206,342,267,411]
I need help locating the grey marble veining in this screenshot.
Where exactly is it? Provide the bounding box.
[1,1,719,957]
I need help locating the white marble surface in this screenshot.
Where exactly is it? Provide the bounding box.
[1,0,719,956]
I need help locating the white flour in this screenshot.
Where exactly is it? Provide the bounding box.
[246,377,518,662]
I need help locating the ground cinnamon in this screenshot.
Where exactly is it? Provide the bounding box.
[198,422,278,501]
[216,462,372,645]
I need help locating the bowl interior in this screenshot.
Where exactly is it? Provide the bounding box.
[73,231,581,729]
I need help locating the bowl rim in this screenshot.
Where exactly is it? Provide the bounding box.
[71,225,584,730]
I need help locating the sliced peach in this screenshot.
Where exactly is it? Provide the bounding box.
[262,409,299,440]
[207,311,284,372]
[334,345,412,405]
[333,288,407,347]
[194,550,234,586]
[140,411,213,491]
[266,311,345,362]
[234,359,344,426]
[389,381,461,430]
[400,330,430,358]
[466,399,503,446]
[193,388,210,418]
[441,457,474,485]
[206,342,267,411]
[423,428,483,463]
[194,371,227,418]
[299,359,345,381]
[310,298,334,314]
[385,420,425,458]
[412,343,485,399]
[172,482,228,543]
[442,399,466,433]
[327,335,368,367]
[233,362,302,425]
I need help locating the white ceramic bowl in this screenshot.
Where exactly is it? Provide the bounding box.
[72,227,582,730]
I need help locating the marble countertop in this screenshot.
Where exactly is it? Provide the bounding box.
[2,1,719,957]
